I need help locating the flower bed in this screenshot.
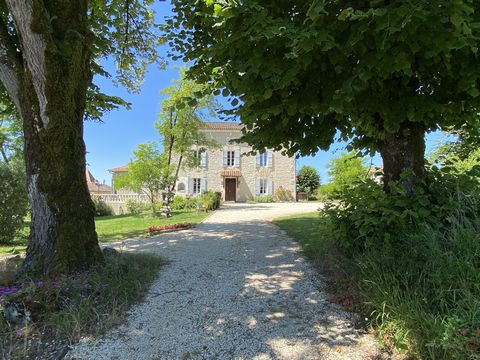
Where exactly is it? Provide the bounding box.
[147,223,194,236]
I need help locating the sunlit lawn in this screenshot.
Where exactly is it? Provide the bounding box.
[0,210,210,256]
[95,210,210,242]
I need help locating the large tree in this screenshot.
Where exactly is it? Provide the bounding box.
[167,1,480,194]
[156,69,219,195]
[297,165,320,199]
[0,0,161,274]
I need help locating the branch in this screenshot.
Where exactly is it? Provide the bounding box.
[5,0,50,127]
[0,15,22,110]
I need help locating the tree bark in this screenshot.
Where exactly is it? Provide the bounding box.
[377,121,426,196]
[2,0,103,275]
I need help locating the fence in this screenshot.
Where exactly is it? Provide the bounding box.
[91,193,150,215]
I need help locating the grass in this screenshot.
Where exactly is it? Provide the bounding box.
[0,210,210,256]
[274,211,480,359]
[273,213,362,311]
[0,225,28,257]
[0,252,166,359]
[95,210,210,242]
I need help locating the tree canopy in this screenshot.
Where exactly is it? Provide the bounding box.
[297,165,321,198]
[320,151,369,198]
[0,0,163,121]
[166,1,480,188]
[156,68,219,179]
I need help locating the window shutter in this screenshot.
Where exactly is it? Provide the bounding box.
[267,151,273,168]
[234,150,240,167]
[200,178,206,193]
[256,153,260,168]
[188,177,193,194]
[223,151,227,166]
[200,151,207,167]
[255,179,260,196]
[267,179,273,195]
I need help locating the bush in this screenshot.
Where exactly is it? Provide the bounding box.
[198,191,221,210]
[170,195,197,210]
[320,167,480,251]
[274,187,294,202]
[92,197,113,216]
[0,162,28,245]
[254,195,275,203]
[125,199,145,214]
[311,165,480,358]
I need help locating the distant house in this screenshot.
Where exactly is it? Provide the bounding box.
[86,169,112,194]
[109,121,296,202]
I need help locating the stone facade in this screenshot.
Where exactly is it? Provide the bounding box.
[174,122,296,202]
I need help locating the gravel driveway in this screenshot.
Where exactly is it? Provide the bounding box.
[67,203,384,360]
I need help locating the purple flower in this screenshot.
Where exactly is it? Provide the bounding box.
[0,286,19,298]
[15,330,24,337]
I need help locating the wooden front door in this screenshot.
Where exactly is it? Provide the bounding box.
[225,178,236,201]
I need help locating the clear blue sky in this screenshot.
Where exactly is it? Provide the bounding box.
[84,1,445,185]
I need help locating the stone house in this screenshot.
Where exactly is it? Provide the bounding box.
[86,169,112,194]
[109,121,297,202]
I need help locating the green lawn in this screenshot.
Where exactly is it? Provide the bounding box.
[273,212,362,311]
[0,210,210,256]
[273,212,322,253]
[95,210,210,242]
[0,225,28,257]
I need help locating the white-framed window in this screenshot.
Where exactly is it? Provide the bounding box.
[227,151,235,166]
[256,151,272,168]
[259,152,268,167]
[193,178,201,194]
[256,178,272,195]
[223,150,240,167]
[259,178,268,194]
[192,149,207,167]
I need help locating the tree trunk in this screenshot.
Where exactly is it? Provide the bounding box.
[2,0,103,275]
[377,121,426,196]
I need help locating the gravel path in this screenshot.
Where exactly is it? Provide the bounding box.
[67,203,385,360]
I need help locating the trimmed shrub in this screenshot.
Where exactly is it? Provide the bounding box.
[92,197,113,217]
[0,162,28,245]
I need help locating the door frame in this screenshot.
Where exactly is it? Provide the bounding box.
[224,177,237,202]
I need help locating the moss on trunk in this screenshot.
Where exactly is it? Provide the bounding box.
[19,0,103,275]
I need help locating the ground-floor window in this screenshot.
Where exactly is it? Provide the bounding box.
[193,178,201,194]
[259,178,268,195]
